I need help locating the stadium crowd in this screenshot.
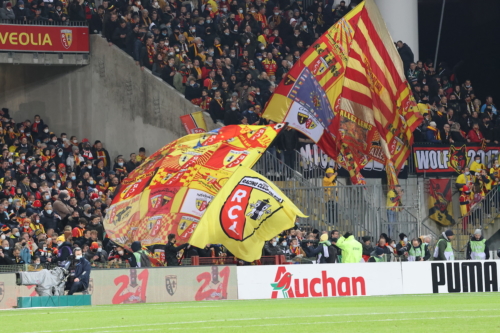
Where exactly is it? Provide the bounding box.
[87,0,362,125]
[1,0,498,268]
[0,107,154,267]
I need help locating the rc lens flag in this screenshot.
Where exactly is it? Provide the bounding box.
[189,167,307,262]
[180,111,208,134]
[262,0,422,185]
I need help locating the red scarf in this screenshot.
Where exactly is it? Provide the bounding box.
[96,150,107,167]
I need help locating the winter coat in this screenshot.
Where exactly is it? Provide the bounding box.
[336,235,363,263]
[164,242,188,266]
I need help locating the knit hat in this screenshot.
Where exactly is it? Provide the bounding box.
[1,226,11,234]
[474,229,482,235]
[18,0,24,5]
[6,2,12,7]
[131,241,142,252]
[32,200,42,208]
[56,235,65,243]
[362,236,370,242]
[325,168,334,173]
[90,242,99,250]
[72,145,79,152]
[445,230,454,237]
[375,247,384,256]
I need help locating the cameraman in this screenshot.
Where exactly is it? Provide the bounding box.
[66,247,91,295]
[301,234,337,263]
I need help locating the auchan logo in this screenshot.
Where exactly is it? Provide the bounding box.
[270,267,366,298]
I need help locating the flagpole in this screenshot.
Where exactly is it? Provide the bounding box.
[434,0,446,68]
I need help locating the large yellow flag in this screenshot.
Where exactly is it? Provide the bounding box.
[104,124,285,251]
[189,166,306,262]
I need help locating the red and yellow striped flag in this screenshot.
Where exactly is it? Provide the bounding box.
[262,0,422,185]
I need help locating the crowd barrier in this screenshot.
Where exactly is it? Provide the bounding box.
[0,261,497,308]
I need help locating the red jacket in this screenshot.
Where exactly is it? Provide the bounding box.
[467,129,483,143]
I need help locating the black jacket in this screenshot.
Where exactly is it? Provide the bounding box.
[165,242,188,266]
[40,211,58,233]
[54,242,73,263]
[73,257,91,289]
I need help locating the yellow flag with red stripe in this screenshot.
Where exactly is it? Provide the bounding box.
[189,166,307,262]
[262,0,422,186]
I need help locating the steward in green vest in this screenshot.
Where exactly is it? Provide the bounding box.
[408,238,430,261]
[368,247,385,262]
[433,230,455,261]
[131,241,152,268]
[336,232,363,263]
[466,229,490,260]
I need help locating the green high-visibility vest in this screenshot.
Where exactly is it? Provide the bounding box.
[408,244,426,261]
[370,256,383,262]
[470,239,486,260]
[470,239,486,253]
[434,239,454,261]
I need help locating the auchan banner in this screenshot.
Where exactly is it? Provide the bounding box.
[0,24,89,53]
[237,263,403,299]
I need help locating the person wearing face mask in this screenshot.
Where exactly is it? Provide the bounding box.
[278,237,291,256]
[456,167,473,192]
[53,192,74,222]
[14,0,32,21]
[40,204,59,233]
[0,239,14,265]
[47,235,73,264]
[85,241,108,263]
[396,233,410,259]
[165,233,189,266]
[66,247,91,295]
[264,236,284,256]
[469,155,485,174]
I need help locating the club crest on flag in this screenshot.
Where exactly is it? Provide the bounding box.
[165,275,177,296]
[60,29,72,49]
[311,57,328,76]
[196,199,208,212]
[177,216,197,238]
[246,199,272,221]
[178,151,201,167]
[223,150,249,168]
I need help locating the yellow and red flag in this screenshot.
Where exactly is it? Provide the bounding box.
[189,166,306,262]
[180,111,208,134]
[262,0,422,185]
[103,124,285,251]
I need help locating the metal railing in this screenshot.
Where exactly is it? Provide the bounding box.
[0,20,88,26]
[450,187,500,252]
[253,148,421,241]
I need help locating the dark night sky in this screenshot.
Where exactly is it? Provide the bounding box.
[418,0,500,102]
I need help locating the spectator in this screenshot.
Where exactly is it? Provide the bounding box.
[408,238,430,262]
[396,40,414,70]
[467,123,485,143]
[0,2,15,20]
[368,247,385,262]
[361,236,373,262]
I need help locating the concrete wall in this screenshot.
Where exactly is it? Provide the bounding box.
[0,35,205,160]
